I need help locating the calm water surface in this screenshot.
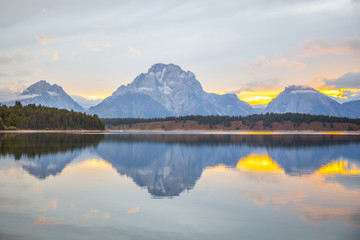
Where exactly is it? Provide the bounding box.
[0,133,360,240]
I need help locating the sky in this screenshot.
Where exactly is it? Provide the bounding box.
[0,0,359,105]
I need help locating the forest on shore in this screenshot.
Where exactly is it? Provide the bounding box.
[104,113,360,131]
[0,102,104,130]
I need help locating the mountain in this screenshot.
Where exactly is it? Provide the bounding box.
[1,80,84,112]
[265,85,359,118]
[343,100,360,114]
[89,63,255,118]
[70,95,103,110]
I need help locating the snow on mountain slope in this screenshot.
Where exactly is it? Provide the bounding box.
[265,85,359,118]
[89,63,255,118]
[1,80,84,112]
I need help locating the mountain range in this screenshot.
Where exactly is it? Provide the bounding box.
[0,63,359,118]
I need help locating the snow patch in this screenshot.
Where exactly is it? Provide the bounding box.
[47,91,59,96]
[136,87,154,92]
[158,68,166,83]
[158,82,173,95]
[17,94,40,100]
[290,90,317,94]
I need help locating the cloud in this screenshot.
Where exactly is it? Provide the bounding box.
[271,57,307,72]
[41,49,58,61]
[42,8,47,13]
[248,56,306,72]
[71,52,79,57]
[0,53,29,65]
[39,206,48,212]
[30,67,43,74]
[315,71,360,101]
[248,56,269,70]
[33,215,61,226]
[52,51,58,60]
[102,212,110,219]
[34,34,60,45]
[94,23,110,29]
[100,41,111,47]
[51,200,57,211]
[323,71,360,89]
[127,207,140,215]
[3,80,28,92]
[81,39,101,52]
[128,47,141,55]
[80,38,92,48]
[298,36,360,58]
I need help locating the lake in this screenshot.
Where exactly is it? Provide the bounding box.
[0,132,359,240]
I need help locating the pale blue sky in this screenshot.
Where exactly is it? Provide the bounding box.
[0,0,359,101]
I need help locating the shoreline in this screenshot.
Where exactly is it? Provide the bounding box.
[1,129,360,135]
[0,129,106,133]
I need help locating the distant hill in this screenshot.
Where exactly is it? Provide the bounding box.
[1,80,84,112]
[89,63,255,118]
[71,95,103,110]
[265,85,359,118]
[343,100,360,114]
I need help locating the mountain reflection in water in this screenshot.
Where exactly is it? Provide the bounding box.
[1,133,360,240]
[1,133,360,197]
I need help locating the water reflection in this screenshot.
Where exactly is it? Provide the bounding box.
[0,133,103,179]
[1,133,360,239]
[1,133,360,195]
[236,154,284,173]
[317,161,360,175]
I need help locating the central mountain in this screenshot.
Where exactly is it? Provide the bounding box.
[89,63,255,118]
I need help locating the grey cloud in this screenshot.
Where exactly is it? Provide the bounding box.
[298,36,360,57]
[324,72,360,89]
[242,78,284,91]
[0,53,29,65]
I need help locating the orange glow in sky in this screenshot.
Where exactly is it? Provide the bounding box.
[318,88,360,99]
[234,88,360,105]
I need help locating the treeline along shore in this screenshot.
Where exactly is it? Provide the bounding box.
[0,102,104,130]
[104,113,360,131]
[1,103,359,131]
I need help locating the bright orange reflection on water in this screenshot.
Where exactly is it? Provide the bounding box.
[79,159,113,169]
[206,164,229,171]
[236,154,284,173]
[317,161,360,175]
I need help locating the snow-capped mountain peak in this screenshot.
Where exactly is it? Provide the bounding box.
[89,63,255,118]
[265,85,359,118]
[1,80,84,112]
[285,85,318,94]
[22,80,63,96]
